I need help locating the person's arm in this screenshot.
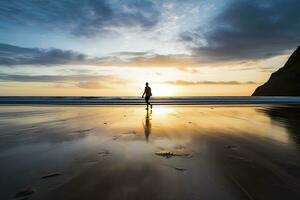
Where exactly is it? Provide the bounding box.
[142,88,146,98]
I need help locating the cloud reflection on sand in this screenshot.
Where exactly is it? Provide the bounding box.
[0,105,300,200]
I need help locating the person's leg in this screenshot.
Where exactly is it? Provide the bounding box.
[145,97,149,110]
[149,97,152,109]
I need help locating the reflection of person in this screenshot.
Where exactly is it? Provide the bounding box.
[143,109,152,142]
[142,82,152,110]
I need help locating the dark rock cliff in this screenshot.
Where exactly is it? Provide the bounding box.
[252,46,300,96]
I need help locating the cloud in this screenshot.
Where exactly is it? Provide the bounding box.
[76,81,104,89]
[0,42,268,68]
[164,80,257,85]
[0,43,86,66]
[181,0,300,60]
[0,0,161,36]
[102,53,200,67]
[111,51,153,57]
[0,73,126,89]
[0,74,103,82]
[0,43,203,67]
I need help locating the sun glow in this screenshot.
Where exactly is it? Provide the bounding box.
[152,84,177,97]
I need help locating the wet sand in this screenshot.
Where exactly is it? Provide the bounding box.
[0,105,300,200]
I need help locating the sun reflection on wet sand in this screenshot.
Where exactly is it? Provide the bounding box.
[0,105,300,200]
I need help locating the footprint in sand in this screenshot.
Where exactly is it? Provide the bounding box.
[224,145,238,150]
[41,173,61,179]
[14,188,35,198]
[98,150,110,157]
[74,129,93,134]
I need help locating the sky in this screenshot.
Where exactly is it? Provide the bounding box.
[0,0,299,96]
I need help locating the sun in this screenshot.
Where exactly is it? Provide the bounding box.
[152,84,176,97]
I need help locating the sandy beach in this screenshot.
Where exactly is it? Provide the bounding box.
[1,105,300,200]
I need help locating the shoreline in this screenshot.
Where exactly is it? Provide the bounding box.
[1,96,300,105]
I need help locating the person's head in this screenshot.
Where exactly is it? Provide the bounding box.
[145,82,149,86]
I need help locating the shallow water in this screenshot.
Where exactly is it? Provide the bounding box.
[0,105,300,200]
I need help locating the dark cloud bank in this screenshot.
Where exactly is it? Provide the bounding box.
[182,0,300,60]
[1,0,300,66]
[0,0,160,36]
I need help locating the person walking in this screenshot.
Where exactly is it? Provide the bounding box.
[142,82,152,110]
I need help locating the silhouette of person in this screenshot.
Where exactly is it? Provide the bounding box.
[143,109,152,142]
[142,82,152,110]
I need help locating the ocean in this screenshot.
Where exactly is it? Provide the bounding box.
[0,96,300,105]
